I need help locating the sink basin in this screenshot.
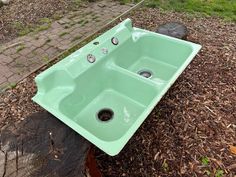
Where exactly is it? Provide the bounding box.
[33,19,201,156]
[111,31,195,83]
[59,66,159,142]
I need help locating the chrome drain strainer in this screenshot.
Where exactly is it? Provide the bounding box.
[138,70,152,78]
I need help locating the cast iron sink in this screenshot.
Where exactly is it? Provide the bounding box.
[33,19,201,156]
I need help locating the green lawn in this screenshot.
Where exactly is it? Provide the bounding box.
[145,0,236,22]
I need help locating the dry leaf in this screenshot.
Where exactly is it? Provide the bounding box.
[229,145,236,155]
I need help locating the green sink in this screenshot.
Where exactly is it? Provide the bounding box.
[33,19,201,156]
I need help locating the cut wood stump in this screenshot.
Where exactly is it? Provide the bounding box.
[0,111,102,177]
[156,22,188,39]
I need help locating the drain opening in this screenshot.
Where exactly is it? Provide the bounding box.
[97,108,114,122]
[138,70,152,78]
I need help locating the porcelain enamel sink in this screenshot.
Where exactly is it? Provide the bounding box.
[33,19,201,156]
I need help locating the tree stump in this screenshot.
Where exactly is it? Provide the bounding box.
[0,111,102,177]
[156,22,188,40]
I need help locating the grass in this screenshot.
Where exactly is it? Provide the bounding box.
[64,24,70,29]
[59,32,69,37]
[81,20,89,26]
[11,21,29,36]
[119,0,140,5]
[215,169,224,177]
[0,82,17,92]
[71,35,82,42]
[34,18,52,33]
[45,38,51,43]
[92,16,99,20]
[34,24,51,33]
[52,13,63,20]
[145,0,236,22]
[39,18,52,24]
[201,156,210,166]
[73,0,82,7]
[161,160,169,172]
[16,44,25,53]
[204,169,211,176]
[42,56,50,63]
[95,19,101,23]
[78,19,85,24]
[9,82,17,89]
[199,157,225,177]
[11,18,52,36]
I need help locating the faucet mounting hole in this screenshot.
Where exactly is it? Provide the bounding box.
[93,41,99,45]
[111,37,119,45]
[87,54,96,63]
[97,108,114,122]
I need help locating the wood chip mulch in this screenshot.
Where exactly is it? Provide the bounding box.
[95,8,236,177]
[0,7,235,177]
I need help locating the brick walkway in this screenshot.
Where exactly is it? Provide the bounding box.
[0,0,134,90]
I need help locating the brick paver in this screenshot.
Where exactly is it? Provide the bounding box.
[0,0,134,90]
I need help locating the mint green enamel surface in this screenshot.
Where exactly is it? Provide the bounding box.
[32,19,201,156]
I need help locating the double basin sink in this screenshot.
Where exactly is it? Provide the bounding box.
[33,19,201,156]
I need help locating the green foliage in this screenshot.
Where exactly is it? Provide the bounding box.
[81,20,89,26]
[45,38,51,43]
[42,56,50,63]
[215,169,224,177]
[11,17,52,37]
[0,82,17,92]
[9,82,17,89]
[19,28,33,36]
[204,170,211,176]
[34,18,52,33]
[145,0,236,22]
[73,0,82,6]
[92,16,99,20]
[119,0,140,5]
[11,21,32,36]
[59,32,69,37]
[71,35,82,42]
[11,21,24,30]
[162,160,169,172]
[78,19,84,24]
[16,44,25,53]
[201,156,210,166]
[52,13,63,20]
[34,24,51,33]
[39,18,52,24]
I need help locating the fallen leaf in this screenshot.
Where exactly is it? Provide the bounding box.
[229,145,236,155]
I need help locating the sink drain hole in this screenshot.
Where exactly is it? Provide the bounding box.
[138,70,152,78]
[97,108,114,122]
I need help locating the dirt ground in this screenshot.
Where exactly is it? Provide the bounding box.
[0,0,84,44]
[0,7,235,177]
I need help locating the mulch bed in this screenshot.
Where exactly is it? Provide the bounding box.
[94,8,236,177]
[0,7,236,177]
